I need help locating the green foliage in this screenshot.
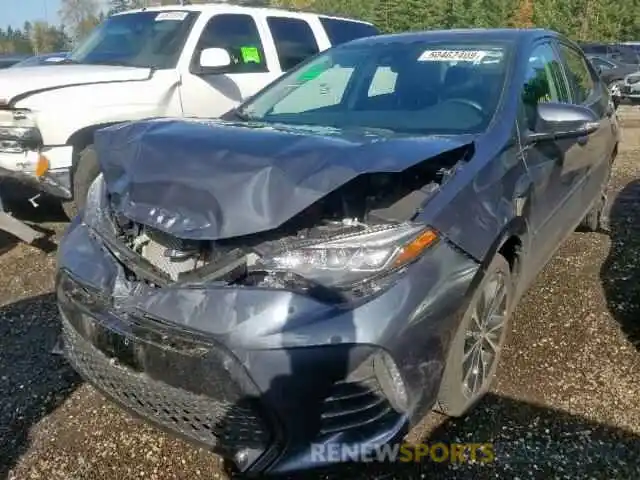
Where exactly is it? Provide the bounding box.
[0,22,69,55]
[59,0,101,43]
[269,0,639,41]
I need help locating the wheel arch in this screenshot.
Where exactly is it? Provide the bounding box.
[65,122,122,196]
[481,216,528,277]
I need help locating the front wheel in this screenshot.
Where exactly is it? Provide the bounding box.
[435,254,513,417]
[62,145,100,220]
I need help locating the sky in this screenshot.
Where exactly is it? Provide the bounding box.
[2,0,109,30]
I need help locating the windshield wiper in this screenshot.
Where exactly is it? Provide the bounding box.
[56,58,80,65]
[231,107,255,122]
[87,59,135,67]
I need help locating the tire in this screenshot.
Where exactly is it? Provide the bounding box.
[579,166,611,232]
[62,145,100,220]
[579,193,606,232]
[435,254,513,417]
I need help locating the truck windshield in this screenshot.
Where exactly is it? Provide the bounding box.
[69,11,199,69]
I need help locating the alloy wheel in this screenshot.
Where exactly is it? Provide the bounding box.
[462,271,508,399]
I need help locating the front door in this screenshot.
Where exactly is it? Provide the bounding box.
[179,13,282,118]
[519,41,585,274]
[554,40,615,217]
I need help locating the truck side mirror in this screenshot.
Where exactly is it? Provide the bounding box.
[199,48,231,69]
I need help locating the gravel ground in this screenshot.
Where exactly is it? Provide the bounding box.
[1,107,639,480]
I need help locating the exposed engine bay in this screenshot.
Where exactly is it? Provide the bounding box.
[109,146,469,296]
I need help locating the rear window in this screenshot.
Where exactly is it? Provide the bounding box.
[319,17,379,46]
[267,16,319,71]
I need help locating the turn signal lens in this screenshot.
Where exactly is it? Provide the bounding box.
[35,154,49,177]
[393,228,439,267]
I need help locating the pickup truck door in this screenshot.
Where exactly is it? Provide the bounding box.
[179,12,283,118]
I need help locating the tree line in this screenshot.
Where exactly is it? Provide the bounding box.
[1,0,638,57]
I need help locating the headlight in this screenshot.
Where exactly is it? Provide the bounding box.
[257,223,439,287]
[0,110,40,145]
[83,174,113,235]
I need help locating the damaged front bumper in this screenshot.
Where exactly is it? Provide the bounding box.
[0,109,72,200]
[56,218,480,474]
[0,147,72,200]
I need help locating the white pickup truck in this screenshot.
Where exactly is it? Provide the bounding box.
[0,3,378,218]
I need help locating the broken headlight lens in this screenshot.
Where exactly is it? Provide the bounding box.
[83,174,113,236]
[258,223,439,287]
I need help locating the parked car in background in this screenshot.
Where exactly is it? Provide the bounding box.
[620,71,640,103]
[586,54,640,106]
[0,4,379,219]
[0,55,29,69]
[579,42,640,66]
[10,52,70,68]
[621,42,640,53]
[57,28,619,475]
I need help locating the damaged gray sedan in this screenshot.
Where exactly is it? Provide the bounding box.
[56,28,619,475]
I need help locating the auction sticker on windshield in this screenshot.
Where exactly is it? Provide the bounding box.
[155,12,189,21]
[418,50,488,62]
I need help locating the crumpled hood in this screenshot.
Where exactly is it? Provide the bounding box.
[0,64,151,105]
[95,118,473,240]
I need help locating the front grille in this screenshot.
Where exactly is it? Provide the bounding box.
[61,313,270,459]
[320,371,396,435]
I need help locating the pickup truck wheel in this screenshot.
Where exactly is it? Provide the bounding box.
[62,145,100,220]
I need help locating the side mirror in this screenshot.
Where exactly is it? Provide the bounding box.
[524,102,600,144]
[198,47,231,71]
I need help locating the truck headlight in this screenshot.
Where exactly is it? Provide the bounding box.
[0,109,40,145]
[258,223,439,287]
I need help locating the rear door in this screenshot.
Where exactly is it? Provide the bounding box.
[266,16,321,72]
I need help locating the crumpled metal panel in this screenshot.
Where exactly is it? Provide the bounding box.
[94,118,473,240]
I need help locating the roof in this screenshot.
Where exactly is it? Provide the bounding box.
[117,2,374,25]
[346,28,559,47]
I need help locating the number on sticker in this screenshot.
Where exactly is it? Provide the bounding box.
[418,50,487,62]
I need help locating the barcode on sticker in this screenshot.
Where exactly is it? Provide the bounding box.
[418,50,487,62]
[155,11,188,21]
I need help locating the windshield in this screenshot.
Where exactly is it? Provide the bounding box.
[69,11,198,69]
[239,40,510,135]
[11,53,68,68]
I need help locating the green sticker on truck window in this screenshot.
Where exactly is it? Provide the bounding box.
[241,46,261,64]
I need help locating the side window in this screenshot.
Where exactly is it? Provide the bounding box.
[267,17,319,71]
[319,18,380,46]
[521,43,571,130]
[195,14,267,73]
[557,43,596,104]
